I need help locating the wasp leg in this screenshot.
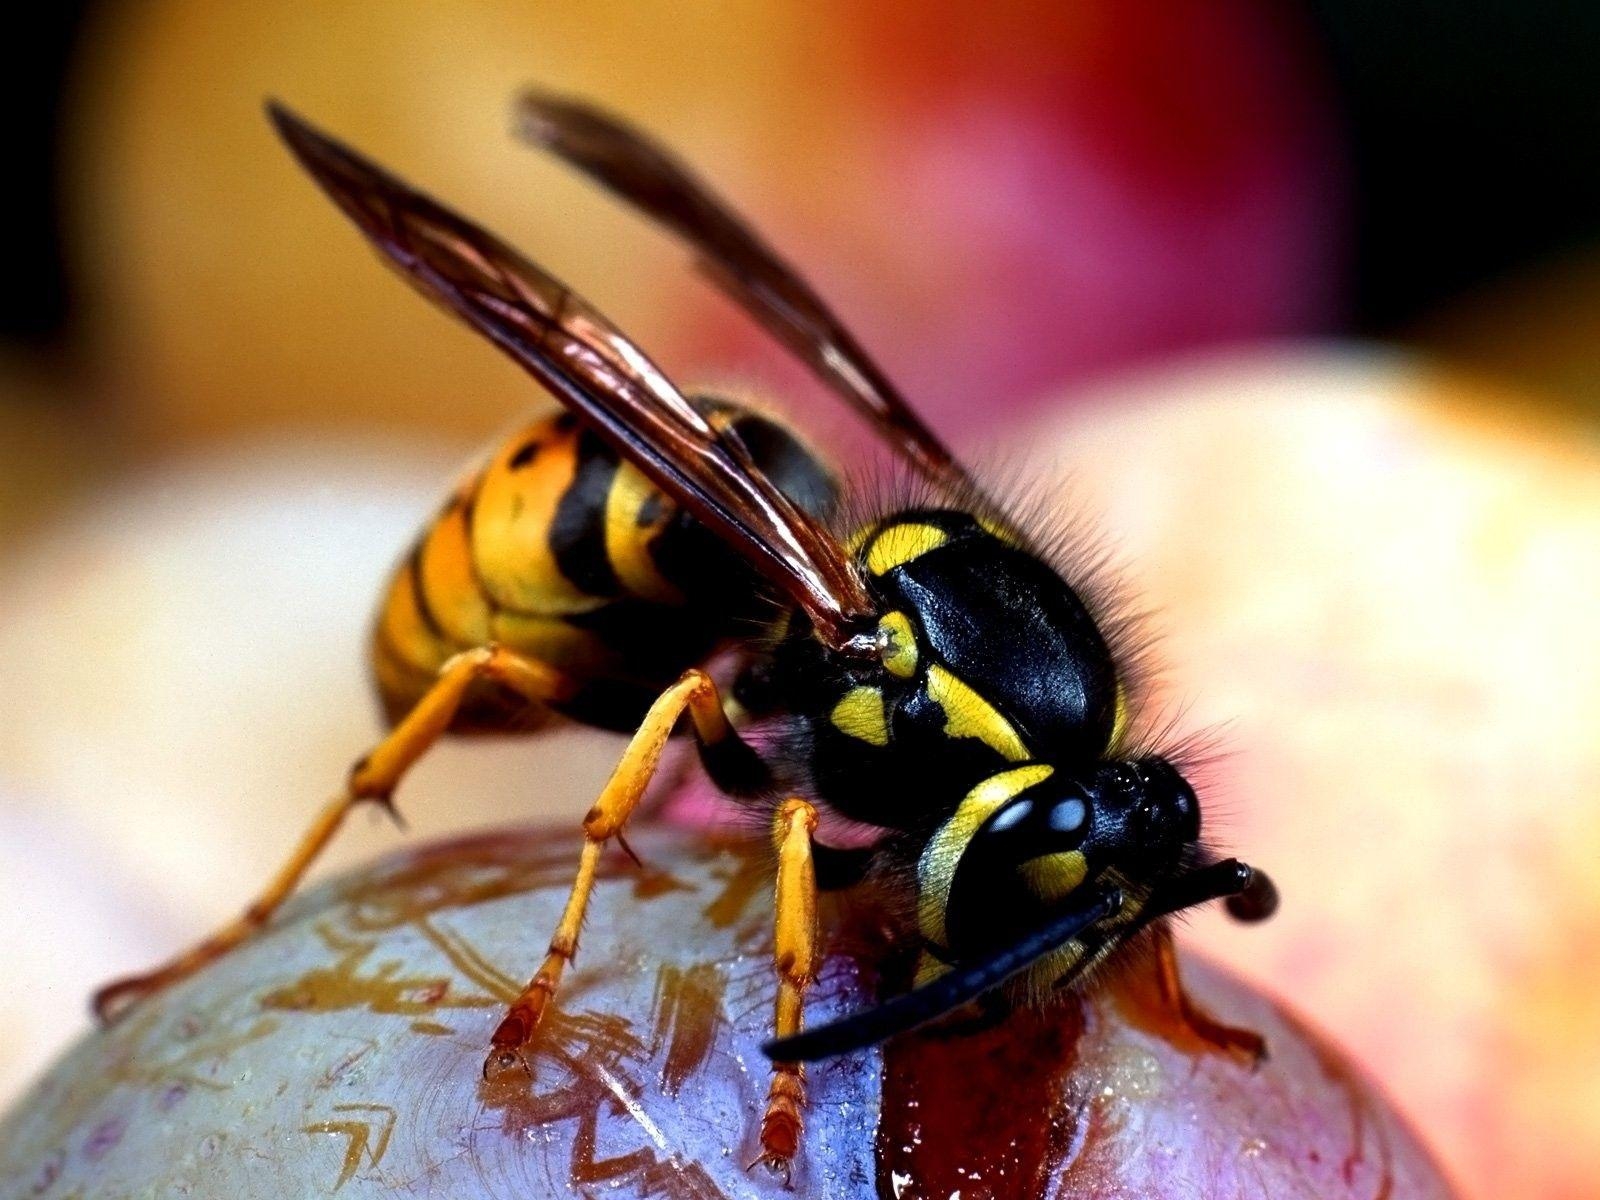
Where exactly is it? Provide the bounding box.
[92,645,571,1025]
[751,797,819,1180]
[1147,923,1266,1065]
[484,668,757,1078]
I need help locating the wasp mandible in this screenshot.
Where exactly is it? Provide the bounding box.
[95,92,1278,1174]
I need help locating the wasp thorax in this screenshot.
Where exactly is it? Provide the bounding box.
[793,507,1125,829]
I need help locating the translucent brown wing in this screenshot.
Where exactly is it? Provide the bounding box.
[514,90,969,491]
[269,102,880,656]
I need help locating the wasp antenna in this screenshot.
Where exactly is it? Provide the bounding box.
[762,888,1123,1063]
[1146,858,1277,923]
[1225,865,1279,923]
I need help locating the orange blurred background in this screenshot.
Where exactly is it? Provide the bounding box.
[2,3,1598,1199]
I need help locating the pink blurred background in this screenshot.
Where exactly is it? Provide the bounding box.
[3,3,1599,1198]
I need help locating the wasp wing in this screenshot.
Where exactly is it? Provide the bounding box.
[269,103,878,654]
[514,90,968,491]
[763,887,1124,1062]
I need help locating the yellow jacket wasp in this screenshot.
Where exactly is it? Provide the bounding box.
[94,92,1277,1173]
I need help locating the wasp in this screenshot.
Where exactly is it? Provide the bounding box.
[95,93,1278,1173]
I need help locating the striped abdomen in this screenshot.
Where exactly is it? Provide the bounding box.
[372,400,833,732]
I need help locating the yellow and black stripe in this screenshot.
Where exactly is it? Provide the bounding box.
[372,399,835,733]
[793,508,1120,828]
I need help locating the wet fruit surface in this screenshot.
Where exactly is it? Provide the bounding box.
[0,823,1457,1198]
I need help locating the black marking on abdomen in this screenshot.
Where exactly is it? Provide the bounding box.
[549,431,622,597]
[696,733,773,798]
[813,843,876,891]
[636,491,665,527]
[563,598,728,682]
[549,676,660,733]
[406,544,450,643]
[508,437,543,470]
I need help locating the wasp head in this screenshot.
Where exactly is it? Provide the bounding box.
[935,756,1198,961]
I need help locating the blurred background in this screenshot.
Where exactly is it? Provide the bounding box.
[1,2,1597,1198]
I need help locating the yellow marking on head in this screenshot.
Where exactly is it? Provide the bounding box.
[829,685,890,747]
[913,949,950,988]
[1108,682,1130,750]
[603,460,682,604]
[864,522,949,575]
[926,664,1030,761]
[916,764,1055,947]
[878,611,919,678]
[1020,850,1088,903]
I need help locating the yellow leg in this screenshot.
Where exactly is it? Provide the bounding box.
[753,797,819,1178]
[483,668,747,1077]
[93,645,570,1024]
